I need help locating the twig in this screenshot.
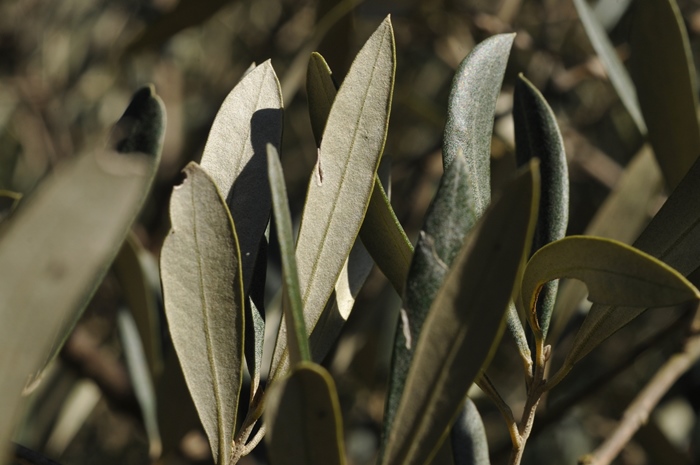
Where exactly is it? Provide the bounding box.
[10,443,63,465]
[579,333,700,465]
[477,374,520,448]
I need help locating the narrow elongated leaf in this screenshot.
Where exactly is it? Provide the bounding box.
[306,51,412,295]
[450,399,490,465]
[443,33,515,217]
[382,153,476,444]
[566,153,700,366]
[522,236,699,336]
[513,74,569,337]
[0,148,159,460]
[268,144,310,365]
[271,17,395,377]
[117,309,162,458]
[573,0,646,134]
[21,86,165,389]
[114,233,163,377]
[628,0,700,189]
[160,163,245,465]
[383,161,539,465]
[199,60,283,295]
[265,363,345,465]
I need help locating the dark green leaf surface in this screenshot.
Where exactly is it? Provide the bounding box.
[513,74,569,337]
[628,0,700,189]
[573,0,646,134]
[199,60,283,295]
[383,161,539,465]
[265,363,345,465]
[271,17,395,378]
[382,153,476,444]
[306,51,412,295]
[160,163,245,465]
[0,148,159,459]
[443,33,515,217]
[268,143,311,366]
[450,399,491,465]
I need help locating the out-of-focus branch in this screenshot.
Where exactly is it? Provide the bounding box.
[60,324,141,420]
[579,322,700,465]
[10,442,63,465]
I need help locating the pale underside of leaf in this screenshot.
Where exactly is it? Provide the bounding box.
[0,150,156,461]
[200,60,283,294]
[383,161,539,465]
[270,16,395,378]
[160,163,245,465]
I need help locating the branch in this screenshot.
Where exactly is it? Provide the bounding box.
[579,331,700,465]
[10,443,63,465]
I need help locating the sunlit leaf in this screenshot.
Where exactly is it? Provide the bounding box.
[549,146,663,343]
[573,0,646,134]
[565,154,700,368]
[0,148,159,459]
[199,60,283,295]
[270,16,395,378]
[160,163,245,465]
[522,236,699,337]
[306,51,412,295]
[628,0,700,189]
[383,161,539,465]
[443,33,515,217]
[265,363,345,465]
[268,144,311,366]
[513,74,569,337]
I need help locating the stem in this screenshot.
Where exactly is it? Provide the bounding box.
[231,387,267,461]
[580,333,700,465]
[477,374,521,448]
[509,335,548,465]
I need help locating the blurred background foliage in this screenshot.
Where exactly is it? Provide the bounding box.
[4,0,700,464]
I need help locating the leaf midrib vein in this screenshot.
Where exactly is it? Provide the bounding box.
[191,181,228,464]
[301,26,390,311]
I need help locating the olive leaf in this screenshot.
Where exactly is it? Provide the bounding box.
[382,161,539,465]
[513,73,569,338]
[628,0,700,189]
[573,0,646,134]
[160,163,245,465]
[564,154,700,369]
[199,60,283,295]
[270,16,395,378]
[265,363,346,465]
[450,399,491,465]
[442,33,515,217]
[268,143,311,365]
[0,148,160,459]
[522,236,699,337]
[306,51,412,296]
